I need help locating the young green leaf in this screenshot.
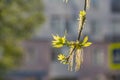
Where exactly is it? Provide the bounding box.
[82,36,88,45]
[83,42,92,47]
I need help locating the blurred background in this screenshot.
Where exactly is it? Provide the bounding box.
[0,0,120,80]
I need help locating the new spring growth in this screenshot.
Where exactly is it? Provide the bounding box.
[52,35,92,71]
[78,10,86,32]
[52,35,66,48]
[52,0,91,71]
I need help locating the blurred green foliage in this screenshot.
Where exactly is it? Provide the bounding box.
[0,0,44,78]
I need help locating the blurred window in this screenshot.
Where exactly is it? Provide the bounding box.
[111,0,120,13]
[50,15,65,36]
[113,49,120,64]
[65,18,73,34]
[51,49,59,61]
[90,20,97,35]
[26,46,36,64]
[65,16,78,37]
[90,20,100,35]
[111,19,120,35]
[105,19,120,42]
[92,48,104,66]
[91,0,99,9]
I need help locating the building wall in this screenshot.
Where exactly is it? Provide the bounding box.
[21,40,51,71]
[78,42,109,80]
[7,40,51,80]
[12,0,120,80]
[34,0,120,42]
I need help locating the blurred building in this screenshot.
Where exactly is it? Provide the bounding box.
[36,0,120,42]
[6,40,51,80]
[9,0,120,80]
[39,0,120,80]
[33,0,120,80]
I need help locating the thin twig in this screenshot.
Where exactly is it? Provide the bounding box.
[84,0,87,11]
[77,17,86,40]
[77,0,87,41]
[67,0,87,59]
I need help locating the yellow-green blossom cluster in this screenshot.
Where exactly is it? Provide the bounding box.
[52,35,66,48]
[58,54,68,64]
[52,35,91,48]
[52,0,91,71]
[52,35,92,71]
[78,10,86,32]
[79,10,86,17]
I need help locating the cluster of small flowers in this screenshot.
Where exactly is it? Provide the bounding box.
[52,0,91,71]
[52,34,92,71]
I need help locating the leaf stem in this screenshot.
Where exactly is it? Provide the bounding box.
[77,0,87,41]
[67,0,87,59]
